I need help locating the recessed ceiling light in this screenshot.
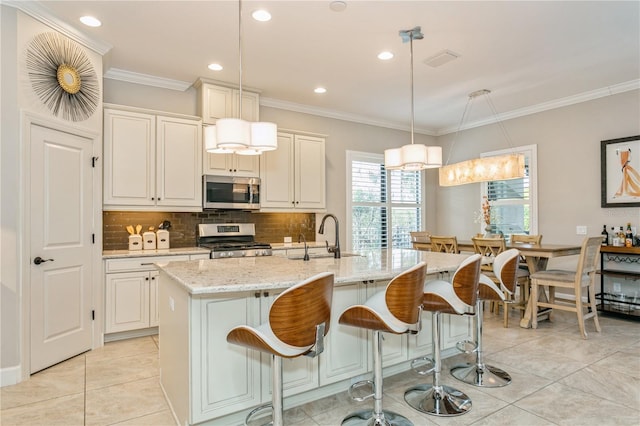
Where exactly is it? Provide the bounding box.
[378,51,394,60]
[252,10,271,22]
[329,1,347,12]
[314,87,327,94]
[208,63,223,71]
[79,16,101,27]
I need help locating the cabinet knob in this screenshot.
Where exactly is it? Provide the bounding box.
[145,277,149,281]
[151,276,156,280]
[151,197,155,200]
[158,197,161,201]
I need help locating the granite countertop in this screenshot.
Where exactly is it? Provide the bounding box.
[270,242,328,250]
[103,247,211,259]
[156,249,476,295]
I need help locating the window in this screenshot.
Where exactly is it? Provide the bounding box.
[481,145,538,236]
[346,151,423,250]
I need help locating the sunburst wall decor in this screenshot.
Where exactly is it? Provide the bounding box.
[26,32,100,122]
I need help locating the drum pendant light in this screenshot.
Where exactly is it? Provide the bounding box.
[206,0,277,155]
[384,26,442,170]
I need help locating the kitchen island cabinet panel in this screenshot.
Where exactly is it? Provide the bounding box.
[319,282,369,386]
[191,295,262,422]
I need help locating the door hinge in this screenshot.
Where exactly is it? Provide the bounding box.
[92,156,99,167]
[92,233,95,244]
[91,310,95,320]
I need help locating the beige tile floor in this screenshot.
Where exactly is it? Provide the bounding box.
[2,310,639,425]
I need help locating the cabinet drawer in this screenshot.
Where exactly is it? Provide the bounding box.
[106,255,190,273]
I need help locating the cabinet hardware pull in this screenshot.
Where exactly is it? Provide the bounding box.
[263,291,269,297]
[254,292,260,298]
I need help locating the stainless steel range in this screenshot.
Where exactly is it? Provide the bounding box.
[197,223,272,259]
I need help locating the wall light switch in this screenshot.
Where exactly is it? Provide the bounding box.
[169,297,175,312]
[576,226,587,235]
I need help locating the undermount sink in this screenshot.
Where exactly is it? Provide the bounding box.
[287,253,362,260]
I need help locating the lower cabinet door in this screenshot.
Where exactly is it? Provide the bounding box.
[319,282,369,386]
[105,271,150,333]
[192,295,262,422]
[260,291,318,401]
[149,270,159,327]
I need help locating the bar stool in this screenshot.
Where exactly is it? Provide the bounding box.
[339,262,427,426]
[404,254,481,417]
[450,249,520,387]
[227,272,334,426]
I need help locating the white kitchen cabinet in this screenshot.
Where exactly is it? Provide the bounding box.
[203,152,260,177]
[104,255,190,336]
[196,80,261,178]
[260,132,326,212]
[319,282,368,386]
[103,105,202,211]
[259,291,319,402]
[195,80,260,124]
[191,289,318,422]
[366,280,408,367]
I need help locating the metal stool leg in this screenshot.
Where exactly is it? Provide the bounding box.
[246,354,284,426]
[404,312,472,416]
[450,300,511,387]
[342,331,413,426]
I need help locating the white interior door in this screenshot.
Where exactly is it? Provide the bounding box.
[30,124,93,374]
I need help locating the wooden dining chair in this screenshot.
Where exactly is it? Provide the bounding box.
[530,236,602,339]
[511,234,542,245]
[510,234,542,309]
[472,236,527,327]
[430,235,459,253]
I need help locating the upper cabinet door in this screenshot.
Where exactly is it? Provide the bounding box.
[260,133,295,209]
[295,135,326,209]
[104,109,156,206]
[200,85,234,123]
[156,116,202,207]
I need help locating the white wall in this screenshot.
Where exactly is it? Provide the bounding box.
[1,7,103,385]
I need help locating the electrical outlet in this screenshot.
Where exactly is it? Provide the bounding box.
[169,297,175,312]
[613,282,621,292]
[576,225,587,235]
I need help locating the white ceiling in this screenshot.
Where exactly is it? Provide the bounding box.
[16,0,640,135]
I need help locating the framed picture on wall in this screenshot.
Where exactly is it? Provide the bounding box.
[601,135,640,207]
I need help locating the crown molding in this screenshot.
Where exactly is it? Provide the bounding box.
[5,0,112,55]
[104,68,192,91]
[260,97,437,136]
[436,79,640,136]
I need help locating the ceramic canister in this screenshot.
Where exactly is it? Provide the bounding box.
[128,234,142,251]
[143,231,157,250]
[156,229,170,249]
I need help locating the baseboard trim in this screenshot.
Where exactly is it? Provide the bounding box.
[1,365,22,388]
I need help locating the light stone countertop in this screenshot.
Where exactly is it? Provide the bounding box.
[156,249,477,295]
[103,247,211,259]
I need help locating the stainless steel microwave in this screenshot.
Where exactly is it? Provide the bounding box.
[202,175,260,210]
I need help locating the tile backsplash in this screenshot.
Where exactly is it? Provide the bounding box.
[103,211,316,250]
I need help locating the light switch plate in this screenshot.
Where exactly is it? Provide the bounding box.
[576,226,587,235]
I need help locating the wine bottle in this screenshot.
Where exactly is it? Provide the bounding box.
[601,225,608,246]
[625,223,633,248]
[609,227,615,245]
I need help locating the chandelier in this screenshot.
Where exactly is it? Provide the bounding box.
[439,89,524,186]
[384,27,442,171]
[205,0,277,156]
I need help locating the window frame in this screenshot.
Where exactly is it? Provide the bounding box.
[345,150,425,251]
[480,144,538,235]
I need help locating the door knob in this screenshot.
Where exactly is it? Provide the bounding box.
[34,257,54,265]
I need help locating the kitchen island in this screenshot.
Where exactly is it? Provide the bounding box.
[157,249,476,425]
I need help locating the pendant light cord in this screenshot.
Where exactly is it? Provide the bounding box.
[238,0,243,119]
[409,33,415,146]
[444,95,474,166]
[484,93,514,149]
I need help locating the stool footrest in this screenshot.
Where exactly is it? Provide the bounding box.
[410,356,435,376]
[455,340,478,354]
[348,380,374,402]
[245,403,272,426]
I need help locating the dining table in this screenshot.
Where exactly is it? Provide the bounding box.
[412,236,583,328]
